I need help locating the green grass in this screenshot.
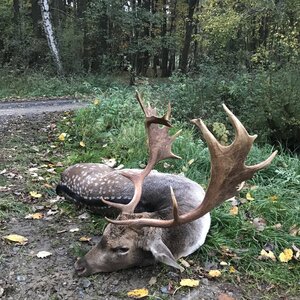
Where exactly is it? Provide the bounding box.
[55,91,300,296]
[0,69,129,100]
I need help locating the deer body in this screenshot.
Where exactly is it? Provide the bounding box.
[57,93,276,276]
[57,164,211,275]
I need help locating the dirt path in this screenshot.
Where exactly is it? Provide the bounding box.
[0,99,88,117]
[0,100,279,300]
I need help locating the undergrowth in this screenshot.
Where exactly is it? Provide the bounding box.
[56,92,300,295]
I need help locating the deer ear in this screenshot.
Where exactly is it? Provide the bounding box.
[149,239,184,272]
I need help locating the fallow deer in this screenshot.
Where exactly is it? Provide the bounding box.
[56,92,277,276]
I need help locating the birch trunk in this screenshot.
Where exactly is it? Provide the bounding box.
[39,0,63,74]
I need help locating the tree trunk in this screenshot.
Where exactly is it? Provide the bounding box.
[179,0,198,74]
[161,0,168,77]
[39,0,63,74]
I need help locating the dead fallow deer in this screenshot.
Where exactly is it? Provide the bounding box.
[56,92,277,276]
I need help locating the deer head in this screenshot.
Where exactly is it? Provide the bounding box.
[65,92,277,276]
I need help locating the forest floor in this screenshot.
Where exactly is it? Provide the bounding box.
[0,99,295,300]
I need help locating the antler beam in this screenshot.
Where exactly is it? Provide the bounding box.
[107,104,277,227]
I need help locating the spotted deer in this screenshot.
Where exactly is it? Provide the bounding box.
[56,92,277,276]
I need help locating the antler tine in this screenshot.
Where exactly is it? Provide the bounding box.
[103,92,181,215]
[107,104,277,228]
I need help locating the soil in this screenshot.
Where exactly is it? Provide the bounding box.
[0,100,291,300]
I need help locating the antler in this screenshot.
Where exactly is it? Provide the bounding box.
[102,91,181,214]
[107,104,277,227]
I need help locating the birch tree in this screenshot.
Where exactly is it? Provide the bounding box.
[39,0,63,74]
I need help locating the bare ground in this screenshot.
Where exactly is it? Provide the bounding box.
[0,102,292,300]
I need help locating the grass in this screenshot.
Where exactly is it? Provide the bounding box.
[54,91,300,297]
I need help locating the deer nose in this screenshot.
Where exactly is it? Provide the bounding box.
[74,258,87,276]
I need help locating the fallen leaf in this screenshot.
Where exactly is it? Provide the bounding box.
[58,133,67,141]
[229,266,236,273]
[93,99,100,105]
[208,270,221,277]
[25,212,44,220]
[269,195,278,202]
[69,227,80,232]
[3,234,28,245]
[289,225,300,236]
[179,258,190,268]
[80,141,86,147]
[220,261,228,266]
[148,276,157,286]
[188,159,195,165]
[79,236,92,242]
[180,278,199,287]
[253,217,267,231]
[29,191,42,198]
[127,288,149,298]
[259,249,276,261]
[229,206,238,215]
[246,192,254,201]
[36,251,52,258]
[279,248,293,263]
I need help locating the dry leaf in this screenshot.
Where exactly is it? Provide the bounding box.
[246,192,254,201]
[179,258,190,268]
[36,251,52,258]
[93,99,100,105]
[229,206,238,215]
[179,279,199,287]
[25,212,44,220]
[289,225,300,236]
[79,236,91,242]
[58,133,67,141]
[79,141,86,147]
[29,191,42,198]
[269,195,278,202]
[229,266,236,273]
[69,228,80,232]
[253,217,267,231]
[3,234,28,245]
[148,276,157,286]
[259,249,276,261]
[188,159,195,165]
[220,261,228,266]
[208,270,221,277]
[279,248,293,263]
[127,288,149,298]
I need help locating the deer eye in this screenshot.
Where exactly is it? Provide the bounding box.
[112,246,129,255]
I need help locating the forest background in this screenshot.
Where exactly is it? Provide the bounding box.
[0,0,299,151]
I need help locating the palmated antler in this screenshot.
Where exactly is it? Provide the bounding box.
[102,91,181,214]
[107,104,277,227]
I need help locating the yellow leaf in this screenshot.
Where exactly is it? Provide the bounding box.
[246,192,254,201]
[229,206,238,215]
[127,288,149,298]
[180,278,199,287]
[25,212,44,220]
[269,195,278,202]
[36,251,52,258]
[29,191,42,198]
[79,236,92,242]
[208,270,221,277]
[188,159,195,166]
[79,141,86,147]
[259,249,276,261]
[279,248,293,263]
[58,133,67,141]
[229,266,236,273]
[93,99,100,105]
[3,234,28,244]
